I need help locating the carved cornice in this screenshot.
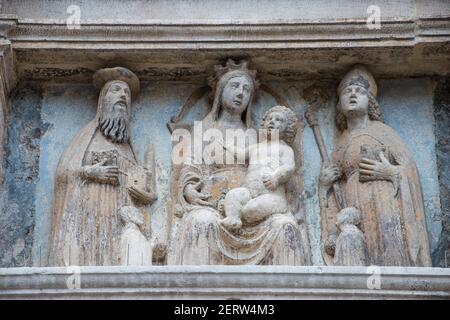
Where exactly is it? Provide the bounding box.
[1,15,449,82]
[0,15,17,95]
[0,14,18,39]
[0,41,16,96]
[0,266,449,299]
[8,17,450,49]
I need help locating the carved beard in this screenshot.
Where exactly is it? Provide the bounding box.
[98,105,130,144]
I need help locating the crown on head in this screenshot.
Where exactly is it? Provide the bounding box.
[207,59,260,92]
[348,75,370,90]
[338,64,377,97]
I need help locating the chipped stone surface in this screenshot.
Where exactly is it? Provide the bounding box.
[0,0,431,21]
[433,77,450,267]
[0,86,43,267]
[0,265,449,299]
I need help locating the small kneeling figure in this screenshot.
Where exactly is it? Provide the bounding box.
[119,206,153,266]
[334,207,368,266]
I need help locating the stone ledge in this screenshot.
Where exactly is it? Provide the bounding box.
[7,17,450,49]
[0,266,449,299]
[4,15,448,82]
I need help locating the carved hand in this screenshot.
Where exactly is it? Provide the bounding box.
[324,233,337,257]
[217,199,226,216]
[359,152,400,195]
[184,181,213,206]
[127,185,157,205]
[319,163,342,188]
[262,172,279,191]
[82,161,119,185]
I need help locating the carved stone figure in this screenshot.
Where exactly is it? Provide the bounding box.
[221,106,299,232]
[119,206,153,266]
[333,207,368,266]
[167,60,310,265]
[319,65,432,266]
[49,67,156,266]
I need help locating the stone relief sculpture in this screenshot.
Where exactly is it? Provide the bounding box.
[167,59,311,265]
[316,65,432,266]
[119,206,153,266]
[44,62,432,268]
[49,67,156,266]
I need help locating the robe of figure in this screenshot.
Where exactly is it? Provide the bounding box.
[168,162,309,265]
[323,121,432,266]
[49,114,139,267]
[120,225,153,266]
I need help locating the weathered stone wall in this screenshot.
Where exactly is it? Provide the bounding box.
[3,0,449,22]
[0,76,445,267]
[0,85,43,267]
[433,77,450,267]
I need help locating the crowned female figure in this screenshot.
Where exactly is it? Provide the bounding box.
[167,59,310,265]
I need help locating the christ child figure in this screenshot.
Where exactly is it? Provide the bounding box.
[221,105,298,231]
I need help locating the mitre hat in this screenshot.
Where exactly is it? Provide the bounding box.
[93,67,140,101]
[338,64,377,97]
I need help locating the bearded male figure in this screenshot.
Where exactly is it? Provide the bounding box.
[49,67,155,266]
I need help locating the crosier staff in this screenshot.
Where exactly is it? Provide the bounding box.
[304,103,346,211]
